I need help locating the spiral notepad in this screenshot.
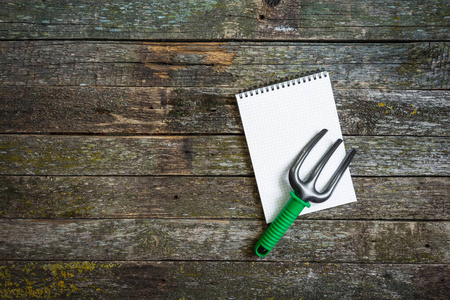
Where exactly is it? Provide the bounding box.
[236,71,357,223]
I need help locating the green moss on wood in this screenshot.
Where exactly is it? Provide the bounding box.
[0,262,121,299]
[0,135,448,176]
[1,261,447,299]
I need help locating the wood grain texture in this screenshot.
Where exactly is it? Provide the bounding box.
[0,261,448,299]
[0,0,448,298]
[0,41,448,89]
[0,0,448,40]
[1,86,448,136]
[0,219,447,262]
[0,176,447,220]
[0,135,448,176]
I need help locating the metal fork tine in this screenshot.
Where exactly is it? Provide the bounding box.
[289,129,328,187]
[255,128,357,257]
[307,138,343,183]
[322,149,356,199]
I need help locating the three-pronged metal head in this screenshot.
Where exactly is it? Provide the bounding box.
[288,129,356,203]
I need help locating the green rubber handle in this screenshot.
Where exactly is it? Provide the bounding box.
[254,191,311,257]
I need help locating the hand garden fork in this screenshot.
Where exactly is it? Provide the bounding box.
[254,129,356,257]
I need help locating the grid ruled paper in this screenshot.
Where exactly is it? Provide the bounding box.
[236,71,357,223]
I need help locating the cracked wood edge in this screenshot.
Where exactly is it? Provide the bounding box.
[0,135,448,176]
[1,87,448,136]
[0,219,448,263]
[0,261,448,299]
[0,0,448,40]
[0,41,448,89]
[0,176,448,220]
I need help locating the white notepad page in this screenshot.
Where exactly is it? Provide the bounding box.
[236,71,357,223]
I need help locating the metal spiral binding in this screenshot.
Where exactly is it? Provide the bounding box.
[238,69,327,99]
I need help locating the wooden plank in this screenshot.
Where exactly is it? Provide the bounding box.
[0,176,447,220]
[0,41,448,89]
[1,87,448,136]
[0,135,448,176]
[0,0,448,40]
[0,261,448,299]
[0,219,447,262]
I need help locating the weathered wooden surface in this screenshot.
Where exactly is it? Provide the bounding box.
[1,261,447,299]
[0,0,448,298]
[0,42,449,90]
[0,176,448,220]
[0,135,448,176]
[1,87,448,136]
[0,218,447,262]
[0,0,448,40]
